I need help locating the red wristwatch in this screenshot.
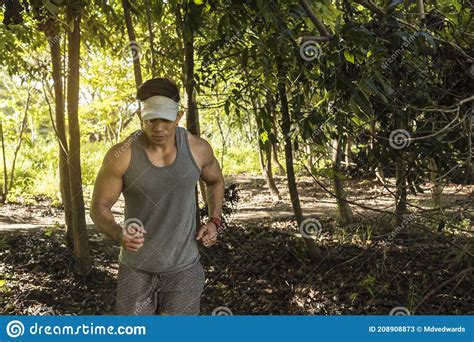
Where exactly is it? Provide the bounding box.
[209,217,223,230]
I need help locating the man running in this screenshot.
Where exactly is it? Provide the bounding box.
[90,77,225,315]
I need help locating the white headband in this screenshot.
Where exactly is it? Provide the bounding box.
[141,95,179,121]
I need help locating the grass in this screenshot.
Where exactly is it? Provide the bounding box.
[1,136,268,203]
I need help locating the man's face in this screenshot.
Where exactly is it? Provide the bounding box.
[143,118,177,146]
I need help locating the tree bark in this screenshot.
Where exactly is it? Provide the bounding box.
[176,3,205,221]
[429,158,443,209]
[394,110,409,226]
[49,24,74,248]
[277,58,321,262]
[144,0,157,76]
[298,0,332,37]
[417,0,425,21]
[0,120,7,203]
[265,93,285,175]
[216,113,226,170]
[332,135,353,224]
[253,98,280,201]
[306,144,314,170]
[122,0,143,90]
[66,8,91,274]
[344,137,353,167]
[9,90,31,192]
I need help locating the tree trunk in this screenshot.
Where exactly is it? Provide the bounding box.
[370,120,385,184]
[264,138,281,201]
[66,8,91,274]
[332,135,353,224]
[394,110,409,226]
[8,90,31,192]
[49,25,74,248]
[144,0,157,76]
[216,113,226,170]
[344,137,353,167]
[277,59,321,262]
[0,120,7,203]
[253,98,280,201]
[429,158,443,209]
[176,3,205,220]
[466,105,474,182]
[271,136,286,175]
[122,0,143,90]
[265,93,285,175]
[305,144,314,170]
[417,0,425,21]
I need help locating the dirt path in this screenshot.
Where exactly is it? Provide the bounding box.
[1,175,471,233]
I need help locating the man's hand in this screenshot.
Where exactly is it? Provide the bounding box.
[121,222,147,252]
[196,222,218,248]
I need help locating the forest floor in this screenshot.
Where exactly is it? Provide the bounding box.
[0,174,472,315]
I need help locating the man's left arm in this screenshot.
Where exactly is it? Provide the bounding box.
[195,139,225,247]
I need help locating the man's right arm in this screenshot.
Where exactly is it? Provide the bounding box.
[90,144,129,243]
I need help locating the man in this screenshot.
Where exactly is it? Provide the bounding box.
[90,77,225,315]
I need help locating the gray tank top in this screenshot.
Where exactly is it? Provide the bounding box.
[118,126,201,274]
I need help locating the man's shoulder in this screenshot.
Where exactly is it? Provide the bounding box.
[102,131,141,173]
[186,130,213,153]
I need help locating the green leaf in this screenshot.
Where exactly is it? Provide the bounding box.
[43,0,59,15]
[420,32,437,53]
[224,99,230,115]
[344,50,355,64]
[388,0,403,8]
[260,131,269,143]
[358,78,388,103]
[350,91,373,118]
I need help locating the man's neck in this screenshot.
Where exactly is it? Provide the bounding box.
[145,130,177,153]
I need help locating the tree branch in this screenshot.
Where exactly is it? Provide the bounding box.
[298,35,333,43]
[353,0,385,16]
[298,0,332,37]
[414,267,473,313]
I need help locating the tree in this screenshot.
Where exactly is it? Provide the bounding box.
[66,1,91,274]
